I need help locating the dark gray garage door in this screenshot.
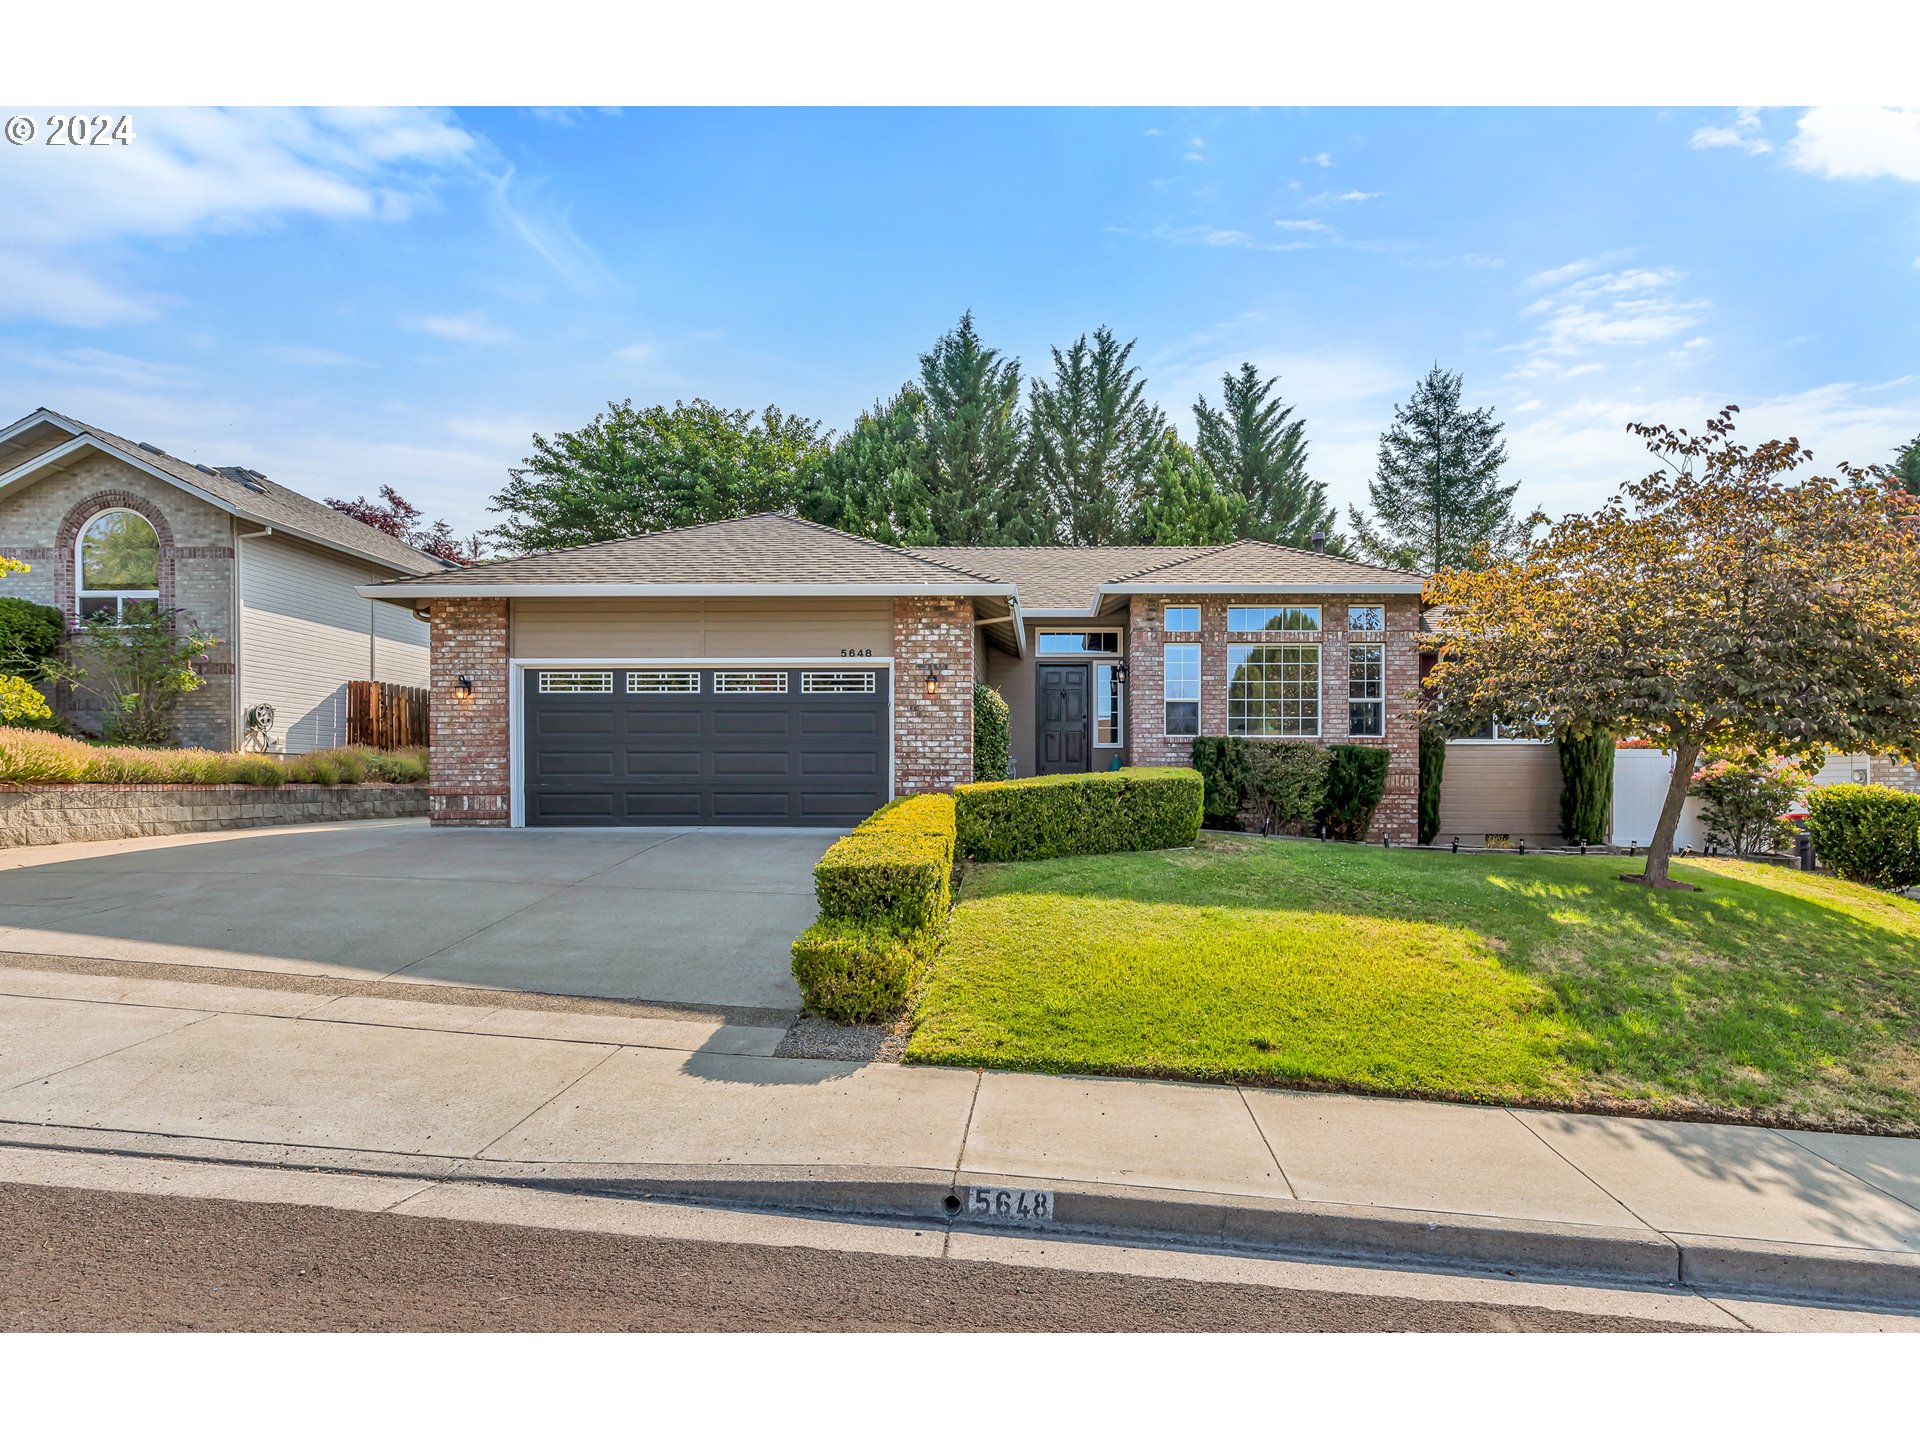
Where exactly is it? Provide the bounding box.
[523,666,889,827]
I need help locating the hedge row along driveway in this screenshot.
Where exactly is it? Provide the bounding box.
[906,833,1920,1134]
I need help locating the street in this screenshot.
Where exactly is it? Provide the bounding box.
[1,1180,1706,1333]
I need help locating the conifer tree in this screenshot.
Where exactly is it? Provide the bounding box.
[915,313,1054,545]
[798,386,935,545]
[1192,363,1340,549]
[1026,326,1164,545]
[1130,433,1245,544]
[1348,365,1524,572]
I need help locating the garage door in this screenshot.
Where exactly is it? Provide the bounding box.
[522,666,889,827]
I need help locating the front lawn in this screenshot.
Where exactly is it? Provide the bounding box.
[905,834,1920,1132]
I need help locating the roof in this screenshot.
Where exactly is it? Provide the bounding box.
[361,513,1015,595]
[905,545,1217,611]
[1101,539,1426,593]
[0,409,448,574]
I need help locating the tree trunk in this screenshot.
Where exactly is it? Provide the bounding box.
[1631,737,1703,888]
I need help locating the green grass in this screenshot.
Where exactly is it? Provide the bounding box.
[905,833,1920,1131]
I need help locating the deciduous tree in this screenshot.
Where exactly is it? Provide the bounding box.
[1193,363,1340,549]
[1425,406,1920,888]
[327,486,482,565]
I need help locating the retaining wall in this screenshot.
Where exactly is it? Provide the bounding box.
[0,783,428,848]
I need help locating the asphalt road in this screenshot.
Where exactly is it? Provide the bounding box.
[0,1181,1708,1332]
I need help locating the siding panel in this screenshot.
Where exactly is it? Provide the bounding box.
[510,597,894,660]
[1437,741,1564,846]
[240,535,394,752]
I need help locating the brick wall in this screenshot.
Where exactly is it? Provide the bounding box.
[893,596,975,794]
[1867,754,1920,794]
[0,452,235,748]
[1126,593,1421,843]
[428,598,510,826]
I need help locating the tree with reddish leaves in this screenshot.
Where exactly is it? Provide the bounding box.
[326,486,481,566]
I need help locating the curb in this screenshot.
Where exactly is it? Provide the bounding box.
[6,1122,1919,1308]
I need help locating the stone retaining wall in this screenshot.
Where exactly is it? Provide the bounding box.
[0,783,429,849]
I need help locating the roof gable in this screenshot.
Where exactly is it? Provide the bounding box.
[1111,539,1425,591]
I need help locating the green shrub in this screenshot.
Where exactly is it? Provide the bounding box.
[1245,741,1329,834]
[41,608,218,744]
[1190,736,1252,829]
[0,597,65,678]
[1418,725,1446,845]
[364,748,430,783]
[973,683,1010,782]
[0,675,53,726]
[1806,784,1920,891]
[1319,743,1390,841]
[790,919,926,1024]
[812,793,956,936]
[1691,751,1808,856]
[0,727,426,788]
[1557,727,1615,845]
[954,767,1203,862]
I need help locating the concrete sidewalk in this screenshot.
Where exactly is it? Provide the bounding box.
[3,954,1919,1309]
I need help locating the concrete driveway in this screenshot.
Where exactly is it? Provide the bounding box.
[0,821,836,1013]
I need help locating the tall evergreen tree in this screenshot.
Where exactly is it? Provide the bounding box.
[1025,326,1164,545]
[1894,433,1920,496]
[1129,433,1245,544]
[1348,364,1524,572]
[1192,363,1340,548]
[915,313,1054,545]
[797,386,935,545]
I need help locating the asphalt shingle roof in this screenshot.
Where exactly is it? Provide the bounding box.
[20,411,446,574]
[905,545,1217,610]
[367,513,1011,590]
[1108,538,1426,590]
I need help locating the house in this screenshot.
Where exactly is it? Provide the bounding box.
[0,409,447,751]
[359,512,1428,838]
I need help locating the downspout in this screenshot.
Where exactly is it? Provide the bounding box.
[231,524,273,746]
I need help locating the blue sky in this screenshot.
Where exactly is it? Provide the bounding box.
[2,105,1917,543]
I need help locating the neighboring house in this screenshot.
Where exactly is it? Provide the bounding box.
[358,512,1428,838]
[0,409,447,752]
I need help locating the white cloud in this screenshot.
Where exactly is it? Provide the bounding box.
[0,107,483,327]
[1182,151,1206,163]
[1143,127,1163,137]
[411,312,509,344]
[1303,152,1333,167]
[612,339,663,363]
[1148,225,1310,254]
[1273,219,1329,233]
[1334,190,1380,203]
[1691,106,1772,157]
[1206,230,1252,246]
[486,167,612,291]
[259,345,366,367]
[1788,106,1920,182]
[1507,261,1709,379]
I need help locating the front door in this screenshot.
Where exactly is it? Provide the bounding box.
[1036,663,1091,775]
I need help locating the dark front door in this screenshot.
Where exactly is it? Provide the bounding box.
[1036,663,1091,775]
[523,666,889,827]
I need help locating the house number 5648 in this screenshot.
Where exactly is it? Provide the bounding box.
[840,647,873,657]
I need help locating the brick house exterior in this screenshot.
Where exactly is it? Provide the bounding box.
[365,513,1429,835]
[0,409,441,752]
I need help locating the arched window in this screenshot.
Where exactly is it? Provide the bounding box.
[76,509,161,623]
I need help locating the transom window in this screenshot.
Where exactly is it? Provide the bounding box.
[1348,643,1385,737]
[1163,605,1200,633]
[1227,643,1321,737]
[628,670,699,694]
[1347,605,1385,632]
[1227,605,1320,634]
[1036,631,1121,655]
[714,670,787,694]
[1163,642,1200,737]
[801,670,877,694]
[539,670,613,694]
[1094,661,1123,746]
[76,508,160,623]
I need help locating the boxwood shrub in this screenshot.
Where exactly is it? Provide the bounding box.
[1806,783,1920,891]
[1190,737,1252,829]
[954,766,1203,862]
[973,683,1010,782]
[796,793,958,1020]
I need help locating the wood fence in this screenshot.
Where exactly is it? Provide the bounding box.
[347,681,429,751]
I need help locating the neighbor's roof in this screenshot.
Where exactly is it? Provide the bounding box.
[359,513,1017,596]
[0,409,447,574]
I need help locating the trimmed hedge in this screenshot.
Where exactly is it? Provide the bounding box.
[954,766,1203,862]
[790,920,924,1025]
[1806,783,1920,892]
[796,793,958,1022]
[1190,737,1252,829]
[1418,725,1446,845]
[1247,741,1328,832]
[1557,728,1614,845]
[973,683,1010,782]
[1320,744,1390,841]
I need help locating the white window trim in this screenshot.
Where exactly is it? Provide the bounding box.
[1034,627,1125,656]
[1162,641,1202,739]
[1347,641,1386,738]
[713,669,788,694]
[627,670,700,694]
[1346,605,1386,634]
[1162,604,1200,634]
[74,506,160,623]
[1225,604,1322,637]
[538,670,614,694]
[507,657,895,828]
[1093,659,1124,748]
[801,670,879,694]
[1225,640,1323,739]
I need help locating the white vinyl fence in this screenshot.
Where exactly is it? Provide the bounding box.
[1610,748,1707,851]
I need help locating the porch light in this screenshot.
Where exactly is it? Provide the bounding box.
[923,665,942,698]
[455,674,473,699]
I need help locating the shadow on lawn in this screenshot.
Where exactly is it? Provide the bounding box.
[959,839,1920,1129]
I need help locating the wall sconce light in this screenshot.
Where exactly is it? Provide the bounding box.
[455,674,473,699]
[923,665,941,699]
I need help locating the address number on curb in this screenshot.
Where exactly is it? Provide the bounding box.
[967,1187,1055,1224]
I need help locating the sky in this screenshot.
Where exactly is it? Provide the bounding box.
[2,105,1917,545]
